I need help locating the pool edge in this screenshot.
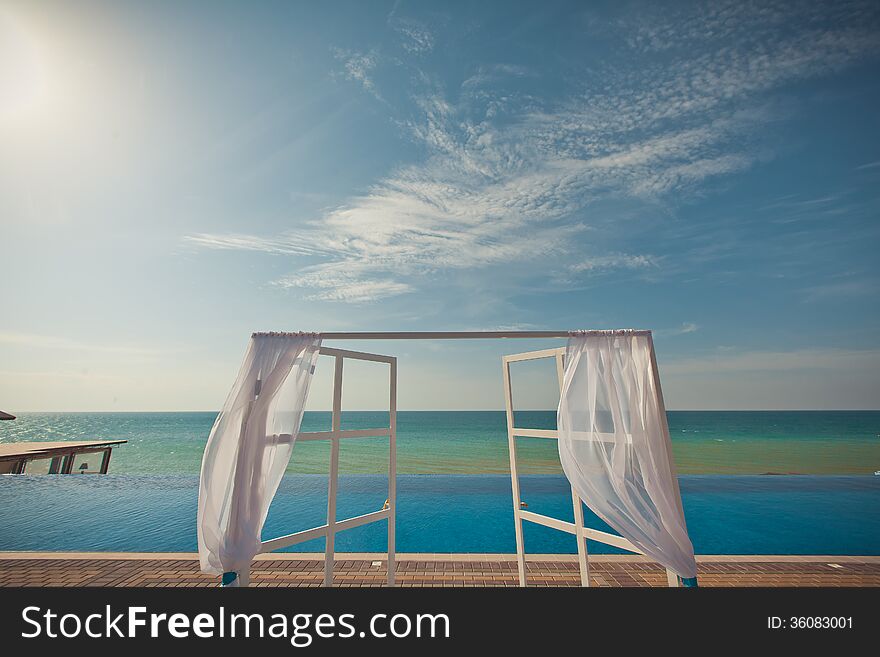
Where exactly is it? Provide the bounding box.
[1,551,878,563]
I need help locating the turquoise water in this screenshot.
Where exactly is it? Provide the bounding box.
[2,411,879,474]
[0,474,877,554]
[2,412,879,554]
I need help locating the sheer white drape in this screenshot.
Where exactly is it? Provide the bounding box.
[557,330,697,579]
[198,333,321,578]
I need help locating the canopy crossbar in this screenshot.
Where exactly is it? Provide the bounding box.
[253,330,650,340]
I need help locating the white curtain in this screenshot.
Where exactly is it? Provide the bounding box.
[557,330,697,579]
[198,333,321,579]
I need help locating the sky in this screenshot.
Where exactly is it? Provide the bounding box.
[1,0,879,412]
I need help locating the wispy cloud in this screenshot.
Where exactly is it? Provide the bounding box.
[656,322,700,337]
[569,254,658,274]
[0,332,164,357]
[274,262,413,302]
[0,369,123,382]
[801,279,877,302]
[389,16,435,54]
[332,47,382,100]
[625,0,877,53]
[186,1,880,303]
[663,347,880,375]
[184,232,340,258]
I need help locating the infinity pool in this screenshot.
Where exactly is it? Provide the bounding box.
[0,474,878,554]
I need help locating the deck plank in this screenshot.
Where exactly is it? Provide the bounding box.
[0,554,877,587]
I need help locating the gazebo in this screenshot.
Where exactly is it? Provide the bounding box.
[197,330,698,588]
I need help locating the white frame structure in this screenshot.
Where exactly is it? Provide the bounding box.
[257,345,397,587]
[502,346,681,587]
[236,330,685,587]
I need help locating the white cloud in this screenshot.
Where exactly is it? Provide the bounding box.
[183,232,340,258]
[332,48,382,99]
[0,369,123,382]
[188,2,880,302]
[274,262,412,302]
[660,348,880,410]
[569,254,657,274]
[0,332,164,357]
[663,347,880,375]
[390,17,435,54]
[655,322,700,337]
[802,279,877,302]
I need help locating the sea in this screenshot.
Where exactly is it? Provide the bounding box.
[0,411,878,554]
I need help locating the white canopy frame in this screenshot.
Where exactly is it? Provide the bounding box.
[213,330,690,587]
[256,345,397,587]
[502,345,683,587]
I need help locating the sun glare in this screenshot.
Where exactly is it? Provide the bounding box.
[0,11,49,120]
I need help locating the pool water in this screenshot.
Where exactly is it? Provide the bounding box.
[0,474,878,555]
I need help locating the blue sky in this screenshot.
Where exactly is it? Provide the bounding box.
[1,0,879,411]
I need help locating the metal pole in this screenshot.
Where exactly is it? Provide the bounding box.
[502,359,528,586]
[253,330,650,341]
[325,355,344,587]
[99,448,112,474]
[387,357,397,586]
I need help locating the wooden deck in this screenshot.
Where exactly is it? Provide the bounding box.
[1,553,877,587]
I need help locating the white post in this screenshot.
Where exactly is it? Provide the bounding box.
[502,359,527,586]
[556,352,590,587]
[325,356,343,587]
[387,357,397,586]
[572,490,590,587]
